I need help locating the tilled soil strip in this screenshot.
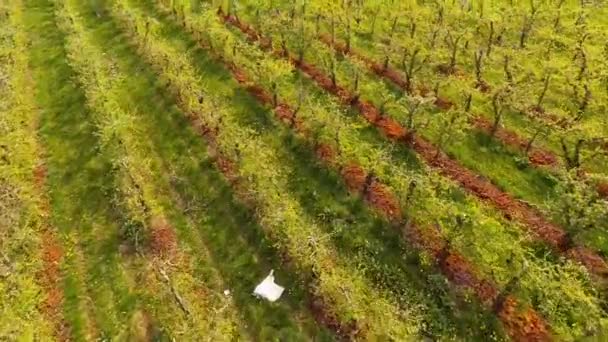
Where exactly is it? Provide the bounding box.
[176,11,552,341]
[18,31,69,341]
[33,134,69,341]
[220,13,608,280]
[317,34,608,199]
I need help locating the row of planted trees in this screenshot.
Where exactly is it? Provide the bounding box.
[131,0,608,339]
[214,0,608,257]
[247,0,608,171]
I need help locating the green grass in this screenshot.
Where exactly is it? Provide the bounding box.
[23,0,139,338]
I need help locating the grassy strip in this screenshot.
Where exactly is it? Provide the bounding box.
[0,2,57,339]
[56,1,248,339]
[21,0,145,338]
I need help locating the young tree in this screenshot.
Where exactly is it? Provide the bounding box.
[552,170,608,249]
[558,122,607,170]
[398,40,427,94]
[241,46,293,107]
[434,106,471,158]
[519,0,539,48]
[399,94,437,144]
[489,87,511,137]
[442,29,465,74]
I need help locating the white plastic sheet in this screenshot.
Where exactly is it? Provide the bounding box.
[253,270,284,302]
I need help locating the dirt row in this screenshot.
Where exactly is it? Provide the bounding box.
[210,11,550,340]
[32,147,69,341]
[220,13,608,281]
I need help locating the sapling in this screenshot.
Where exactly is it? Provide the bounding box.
[574,31,589,81]
[535,73,551,112]
[570,82,591,122]
[474,49,485,89]
[291,80,306,128]
[558,128,606,170]
[400,46,423,94]
[503,54,513,85]
[552,170,608,247]
[444,30,464,74]
[401,94,437,144]
[376,15,400,71]
[519,0,538,48]
[434,108,470,159]
[464,92,473,112]
[486,21,494,57]
[362,171,376,198]
[490,88,510,137]
[340,11,352,53]
[429,26,440,49]
[367,5,381,37]
[405,179,417,208]
[524,125,549,156]
[552,0,566,31]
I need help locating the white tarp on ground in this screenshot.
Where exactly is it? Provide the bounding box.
[253,270,284,302]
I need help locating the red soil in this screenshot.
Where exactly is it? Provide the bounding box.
[315,143,337,165]
[149,217,177,258]
[598,182,608,199]
[309,295,360,341]
[434,96,455,111]
[376,116,406,140]
[366,181,402,221]
[497,296,551,342]
[33,162,69,340]
[340,164,367,193]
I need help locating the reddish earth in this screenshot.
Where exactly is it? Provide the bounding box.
[598,182,608,198]
[149,217,177,258]
[225,16,608,280]
[476,80,492,93]
[497,296,551,342]
[40,232,65,330]
[315,143,337,165]
[33,162,69,340]
[340,164,367,193]
[528,106,568,127]
[309,295,360,341]
[365,181,402,221]
[205,16,554,339]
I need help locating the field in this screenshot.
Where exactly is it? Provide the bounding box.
[1,0,607,340]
